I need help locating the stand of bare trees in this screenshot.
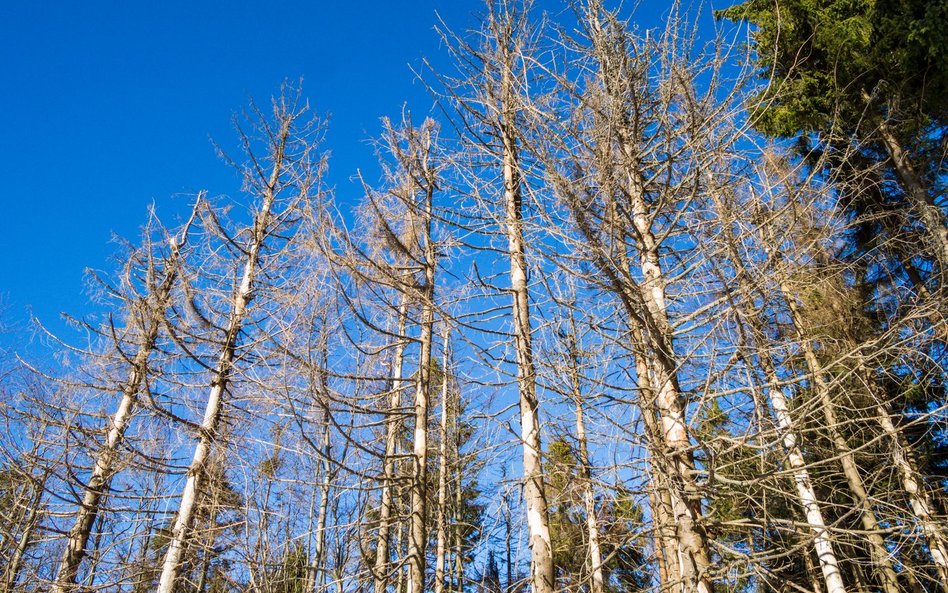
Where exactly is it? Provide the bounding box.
[3,3,947,593]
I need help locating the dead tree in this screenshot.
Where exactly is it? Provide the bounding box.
[156,89,323,593]
[50,200,200,593]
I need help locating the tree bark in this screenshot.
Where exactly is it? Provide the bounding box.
[776,279,900,593]
[3,472,45,593]
[434,325,451,593]
[570,9,716,589]
[861,369,948,593]
[51,206,196,593]
[563,326,605,593]
[375,294,409,593]
[155,114,291,593]
[862,90,948,268]
[408,146,436,593]
[498,34,555,593]
[713,189,847,593]
[312,407,332,593]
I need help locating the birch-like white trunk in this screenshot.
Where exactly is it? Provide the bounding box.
[563,327,604,593]
[454,418,465,592]
[574,9,716,588]
[434,325,451,593]
[620,154,714,593]
[312,408,332,593]
[712,188,846,593]
[3,473,45,593]
[863,374,948,593]
[776,279,900,593]
[765,364,847,593]
[52,207,196,593]
[498,47,555,593]
[155,120,290,593]
[408,172,436,593]
[374,295,409,593]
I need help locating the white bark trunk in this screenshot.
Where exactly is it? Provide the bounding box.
[777,281,900,593]
[499,43,555,593]
[621,147,714,593]
[713,189,846,593]
[375,294,409,593]
[865,377,948,593]
[767,369,847,593]
[564,327,605,593]
[155,120,290,593]
[52,206,196,593]
[313,409,332,593]
[434,325,450,593]
[408,173,435,593]
[3,473,44,593]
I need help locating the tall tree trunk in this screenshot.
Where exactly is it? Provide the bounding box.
[563,326,605,593]
[51,206,197,593]
[775,278,900,593]
[760,356,847,593]
[620,141,713,593]
[408,167,436,593]
[395,514,406,593]
[498,38,555,593]
[312,406,332,593]
[505,498,513,593]
[434,325,451,593]
[454,426,464,593]
[375,294,409,593]
[861,369,948,592]
[3,472,45,593]
[568,9,715,589]
[861,89,948,267]
[713,190,847,593]
[155,116,291,593]
[635,342,681,592]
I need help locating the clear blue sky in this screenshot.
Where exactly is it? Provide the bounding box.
[0,1,705,349]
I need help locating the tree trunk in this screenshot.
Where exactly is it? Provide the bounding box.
[862,89,948,268]
[408,168,436,593]
[375,294,409,593]
[564,327,605,593]
[861,369,948,593]
[621,144,714,593]
[51,207,196,593]
[714,190,847,593]
[313,407,332,593]
[777,281,900,593]
[498,44,555,593]
[155,117,290,593]
[434,325,451,593]
[3,472,45,593]
[454,428,464,593]
[763,359,847,593]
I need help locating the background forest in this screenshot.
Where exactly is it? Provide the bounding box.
[1,2,946,593]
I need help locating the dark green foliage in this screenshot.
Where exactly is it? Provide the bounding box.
[267,544,311,593]
[718,0,947,139]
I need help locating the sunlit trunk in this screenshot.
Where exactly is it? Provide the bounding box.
[375,293,409,593]
[434,326,451,593]
[155,116,291,593]
[499,38,554,593]
[52,205,197,593]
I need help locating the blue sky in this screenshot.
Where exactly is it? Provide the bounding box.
[0,1,706,349]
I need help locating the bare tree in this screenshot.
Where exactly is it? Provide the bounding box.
[50,199,200,593]
[156,87,324,593]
